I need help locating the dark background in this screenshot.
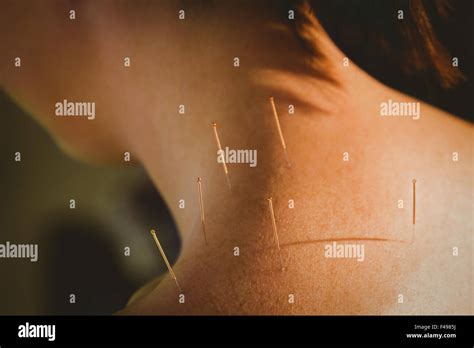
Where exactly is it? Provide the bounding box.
[317,0,474,122]
[0,90,181,314]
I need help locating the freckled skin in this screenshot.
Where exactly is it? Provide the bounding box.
[1,1,472,315]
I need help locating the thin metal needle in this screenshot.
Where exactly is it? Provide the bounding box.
[269,97,291,167]
[412,179,416,225]
[267,197,284,270]
[197,177,208,245]
[411,179,417,244]
[150,229,182,293]
[212,122,232,189]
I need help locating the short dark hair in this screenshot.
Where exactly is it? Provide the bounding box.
[285,0,464,88]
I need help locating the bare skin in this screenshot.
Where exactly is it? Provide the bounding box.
[1,0,472,314]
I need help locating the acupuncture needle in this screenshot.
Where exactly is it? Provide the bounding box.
[212,122,232,189]
[197,177,208,245]
[269,97,291,167]
[411,179,416,244]
[267,197,285,271]
[150,229,182,293]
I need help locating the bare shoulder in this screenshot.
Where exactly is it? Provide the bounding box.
[402,98,472,314]
[421,100,473,155]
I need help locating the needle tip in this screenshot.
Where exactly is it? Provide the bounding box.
[211,122,217,127]
[412,179,417,184]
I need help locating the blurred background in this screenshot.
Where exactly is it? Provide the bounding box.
[0,0,471,315]
[0,89,180,314]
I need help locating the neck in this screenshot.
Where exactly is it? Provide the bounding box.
[119,7,397,313]
[125,17,360,249]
